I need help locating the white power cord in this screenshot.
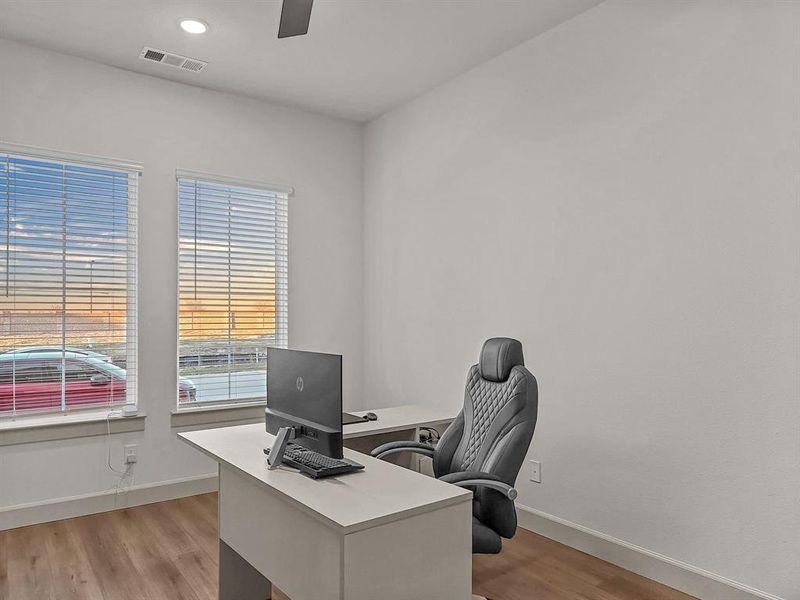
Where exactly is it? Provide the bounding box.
[105,409,135,508]
[105,410,126,475]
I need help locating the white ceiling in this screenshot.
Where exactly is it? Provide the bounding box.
[0,0,602,122]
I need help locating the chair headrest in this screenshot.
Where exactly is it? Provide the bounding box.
[479,338,525,383]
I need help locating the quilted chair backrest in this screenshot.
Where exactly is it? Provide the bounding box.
[434,338,538,486]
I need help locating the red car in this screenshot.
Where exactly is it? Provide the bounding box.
[0,350,196,414]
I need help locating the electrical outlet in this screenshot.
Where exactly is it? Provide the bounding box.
[529,460,541,483]
[124,444,138,464]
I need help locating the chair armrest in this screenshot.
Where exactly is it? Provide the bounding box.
[371,441,436,460]
[439,471,518,500]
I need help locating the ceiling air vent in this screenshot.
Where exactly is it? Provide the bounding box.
[139,47,208,73]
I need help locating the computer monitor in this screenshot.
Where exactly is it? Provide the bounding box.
[265,348,344,459]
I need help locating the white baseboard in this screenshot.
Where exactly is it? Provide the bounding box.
[516,504,785,600]
[0,473,218,531]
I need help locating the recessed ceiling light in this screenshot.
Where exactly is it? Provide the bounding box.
[179,19,209,35]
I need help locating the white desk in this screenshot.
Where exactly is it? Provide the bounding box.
[179,405,470,600]
[342,405,454,472]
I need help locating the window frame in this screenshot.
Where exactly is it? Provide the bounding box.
[175,169,291,411]
[0,142,140,420]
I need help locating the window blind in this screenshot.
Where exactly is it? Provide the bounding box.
[177,172,289,406]
[0,147,139,417]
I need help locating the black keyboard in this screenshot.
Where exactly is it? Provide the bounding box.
[264,443,364,479]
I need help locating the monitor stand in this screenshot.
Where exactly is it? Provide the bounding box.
[266,426,295,470]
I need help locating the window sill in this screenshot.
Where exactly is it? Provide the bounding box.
[0,410,146,446]
[171,401,266,428]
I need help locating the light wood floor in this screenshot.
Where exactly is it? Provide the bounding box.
[0,493,695,600]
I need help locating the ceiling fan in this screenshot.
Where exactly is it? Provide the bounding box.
[278,0,314,38]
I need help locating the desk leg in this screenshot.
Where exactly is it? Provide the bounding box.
[219,539,272,600]
[342,500,472,599]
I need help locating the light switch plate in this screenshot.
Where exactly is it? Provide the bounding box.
[530,460,541,483]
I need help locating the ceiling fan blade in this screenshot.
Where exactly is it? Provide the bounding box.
[278,0,314,38]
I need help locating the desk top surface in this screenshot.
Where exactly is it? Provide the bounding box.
[342,404,455,438]
[178,405,468,534]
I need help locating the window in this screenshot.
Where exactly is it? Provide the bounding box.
[177,171,289,407]
[0,146,139,417]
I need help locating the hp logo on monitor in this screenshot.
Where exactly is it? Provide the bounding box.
[296,376,304,392]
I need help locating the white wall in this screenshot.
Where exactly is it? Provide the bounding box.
[0,39,364,508]
[363,2,799,598]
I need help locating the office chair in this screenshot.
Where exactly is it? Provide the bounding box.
[372,337,537,600]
